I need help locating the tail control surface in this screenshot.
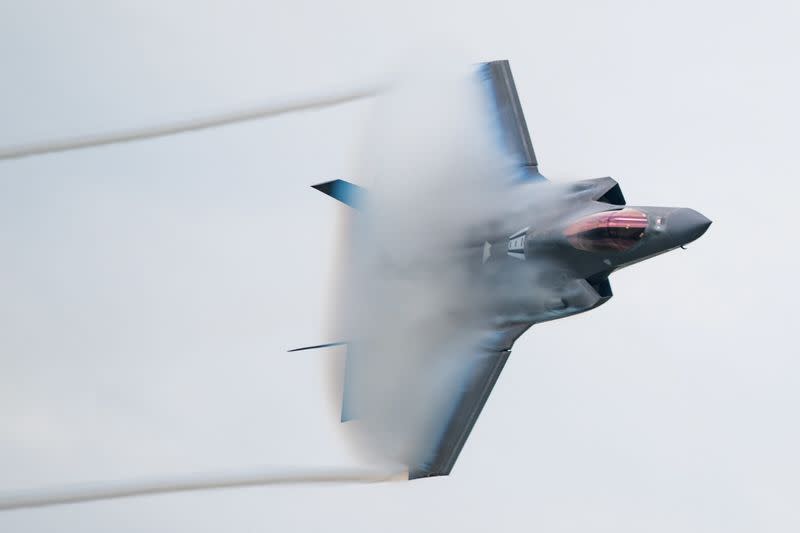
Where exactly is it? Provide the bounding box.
[312,180,363,209]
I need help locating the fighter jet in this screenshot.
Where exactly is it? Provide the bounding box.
[306,60,711,479]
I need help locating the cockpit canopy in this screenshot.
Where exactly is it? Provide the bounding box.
[564,208,648,252]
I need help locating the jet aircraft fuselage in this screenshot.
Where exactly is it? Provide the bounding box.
[476,176,711,329]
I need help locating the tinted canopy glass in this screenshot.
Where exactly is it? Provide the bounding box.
[564,208,648,252]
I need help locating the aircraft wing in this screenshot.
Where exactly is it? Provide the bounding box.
[479,60,546,182]
[340,322,533,479]
[406,323,533,479]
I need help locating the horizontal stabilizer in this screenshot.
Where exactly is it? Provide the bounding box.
[312,180,364,208]
[287,342,347,353]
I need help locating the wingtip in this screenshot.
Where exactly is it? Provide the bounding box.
[408,468,449,481]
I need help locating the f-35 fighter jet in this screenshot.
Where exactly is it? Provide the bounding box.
[309,60,711,479]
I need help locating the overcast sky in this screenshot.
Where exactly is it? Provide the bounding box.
[1,1,798,531]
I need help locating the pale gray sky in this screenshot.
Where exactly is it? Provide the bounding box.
[0,1,798,531]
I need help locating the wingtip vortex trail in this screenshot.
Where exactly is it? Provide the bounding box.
[0,85,386,161]
[0,466,407,511]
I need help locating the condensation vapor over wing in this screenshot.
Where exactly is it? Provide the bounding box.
[338,55,518,470]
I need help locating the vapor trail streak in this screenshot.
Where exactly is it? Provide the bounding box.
[0,85,385,161]
[0,466,405,511]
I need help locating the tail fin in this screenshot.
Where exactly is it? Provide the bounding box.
[304,180,363,420]
[312,180,364,209]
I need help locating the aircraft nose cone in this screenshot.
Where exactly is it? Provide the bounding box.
[669,208,712,245]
